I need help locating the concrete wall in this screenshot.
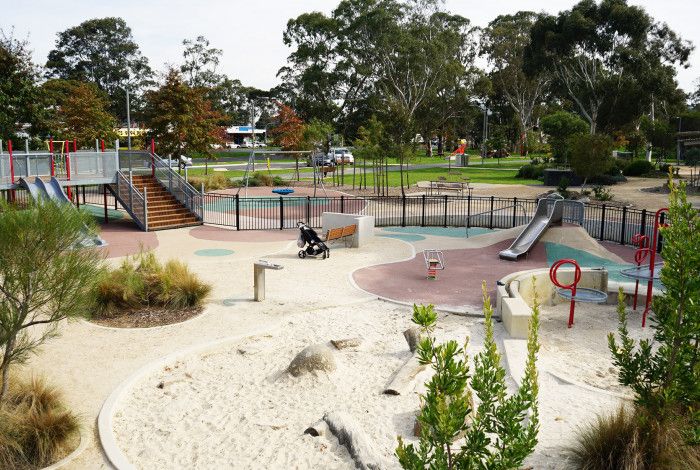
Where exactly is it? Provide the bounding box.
[322,212,375,248]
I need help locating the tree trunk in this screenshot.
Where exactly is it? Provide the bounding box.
[0,335,16,403]
[437,135,444,156]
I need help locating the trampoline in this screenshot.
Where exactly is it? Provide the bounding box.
[272,188,295,195]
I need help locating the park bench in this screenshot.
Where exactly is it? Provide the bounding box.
[324,224,357,247]
[428,180,470,196]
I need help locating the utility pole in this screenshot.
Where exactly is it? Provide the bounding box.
[126,87,132,151]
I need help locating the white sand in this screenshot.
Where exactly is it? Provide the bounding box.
[112,302,472,469]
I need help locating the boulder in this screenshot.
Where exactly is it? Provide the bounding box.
[403,327,423,353]
[331,337,362,350]
[288,344,336,377]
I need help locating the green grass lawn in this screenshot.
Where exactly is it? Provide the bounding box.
[306,167,540,187]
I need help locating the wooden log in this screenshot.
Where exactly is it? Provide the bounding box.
[330,337,362,350]
[323,411,385,470]
[304,419,329,437]
[403,327,422,353]
[383,354,426,395]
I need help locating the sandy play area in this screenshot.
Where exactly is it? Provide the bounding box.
[24,216,658,469]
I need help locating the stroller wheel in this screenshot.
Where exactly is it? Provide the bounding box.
[322,251,327,259]
[298,250,306,259]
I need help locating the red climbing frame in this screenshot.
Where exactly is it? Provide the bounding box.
[630,234,650,311]
[549,258,581,328]
[643,208,668,327]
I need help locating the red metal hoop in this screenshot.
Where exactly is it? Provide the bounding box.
[549,259,581,328]
[643,208,668,326]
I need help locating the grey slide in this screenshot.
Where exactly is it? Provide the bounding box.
[18,177,107,248]
[499,198,563,261]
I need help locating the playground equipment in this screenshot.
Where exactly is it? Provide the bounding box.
[499,196,564,261]
[272,188,294,195]
[423,249,445,280]
[549,259,607,328]
[619,208,667,327]
[253,259,284,301]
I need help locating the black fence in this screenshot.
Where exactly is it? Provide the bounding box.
[202,194,665,250]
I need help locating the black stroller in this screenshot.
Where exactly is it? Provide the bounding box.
[296,221,330,259]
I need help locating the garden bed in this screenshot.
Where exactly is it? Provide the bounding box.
[90,306,203,328]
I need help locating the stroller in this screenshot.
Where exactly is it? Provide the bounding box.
[296,221,330,259]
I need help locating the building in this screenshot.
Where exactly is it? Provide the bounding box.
[224,126,266,146]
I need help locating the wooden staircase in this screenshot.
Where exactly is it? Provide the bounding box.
[129,175,202,230]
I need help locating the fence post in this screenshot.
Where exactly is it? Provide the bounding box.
[443,195,448,228]
[306,196,311,224]
[640,209,647,238]
[143,187,148,231]
[103,185,109,223]
[620,206,627,245]
[235,194,240,231]
[421,194,426,227]
[467,194,471,228]
[599,204,606,240]
[657,212,665,253]
[512,197,517,227]
[280,196,284,230]
[340,195,345,213]
[489,196,494,229]
[401,195,406,227]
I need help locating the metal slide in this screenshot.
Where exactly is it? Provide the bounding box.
[18,177,107,247]
[498,198,563,261]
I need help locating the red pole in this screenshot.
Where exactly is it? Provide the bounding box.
[49,138,55,176]
[66,145,73,201]
[150,138,155,177]
[550,259,581,328]
[101,139,105,152]
[73,139,77,152]
[643,208,668,327]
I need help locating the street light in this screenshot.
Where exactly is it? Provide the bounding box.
[125,87,132,151]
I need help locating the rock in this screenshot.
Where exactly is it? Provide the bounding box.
[304,419,329,437]
[384,354,426,395]
[287,344,336,377]
[323,411,385,470]
[331,337,362,350]
[403,327,423,353]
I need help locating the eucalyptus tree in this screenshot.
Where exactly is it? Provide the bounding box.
[525,0,692,134]
[481,12,550,151]
[45,17,153,121]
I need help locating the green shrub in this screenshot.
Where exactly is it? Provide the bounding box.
[592,185,614,201]
[569,405,700,470]
[623,159,654,176]
[188,173,232,191]
[568,133,614,186]
[517,163,545,179]
[557,176,570,198]
[686,148,700,167]
[396,283,540,469]
[0,377,80,470]
[96,251,211,316]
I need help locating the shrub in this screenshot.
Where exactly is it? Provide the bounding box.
[686,148,700,167]
[568,133,614,187]
[592,185,614,201]
[396,283,540,469]
[540,111,588,163]
[96,251,211,316]
[0,376,80,469]
[517,163,545,179]
[557,176,570,198]
[188,173,232,191]
[623,159,654,176]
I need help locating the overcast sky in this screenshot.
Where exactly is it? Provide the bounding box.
[3,0,699,92]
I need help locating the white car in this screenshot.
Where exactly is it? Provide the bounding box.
[226,142,240,149]
[329,148,354,164]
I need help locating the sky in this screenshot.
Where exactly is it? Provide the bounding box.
[3,0,699,93]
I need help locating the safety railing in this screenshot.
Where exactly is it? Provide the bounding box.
[0,150,119,186]
[113,170,148,230]
[152,153,203,220]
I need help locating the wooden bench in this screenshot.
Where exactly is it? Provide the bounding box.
[324,224,357,247]
[428,180,470,196]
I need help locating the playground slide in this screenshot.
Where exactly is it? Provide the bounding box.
[18,177,107,248]
[498,198,563,261]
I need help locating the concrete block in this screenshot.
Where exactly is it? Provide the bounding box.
[501,297,531,339]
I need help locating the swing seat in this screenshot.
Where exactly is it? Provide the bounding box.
[272,188,295,195]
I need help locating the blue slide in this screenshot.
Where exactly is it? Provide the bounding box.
[18,177,107,248]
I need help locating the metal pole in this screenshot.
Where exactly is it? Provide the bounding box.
[126,87,132,151]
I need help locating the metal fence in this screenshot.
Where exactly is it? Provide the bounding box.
[201,194,665,249]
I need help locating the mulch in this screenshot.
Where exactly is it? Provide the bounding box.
[90,306,203,328]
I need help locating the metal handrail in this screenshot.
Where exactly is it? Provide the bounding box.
[464,202,528,237]
[151,153,203,220]
[114,170,148,230]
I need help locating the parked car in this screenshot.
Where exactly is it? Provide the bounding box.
[307,153,336,167]
[329,148,354,164]
[226,142,240,149]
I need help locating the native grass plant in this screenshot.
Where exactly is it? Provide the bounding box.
[95,250,212,316]
[397,282,540,469]
[0,200,104,402]
[0,376,80,470]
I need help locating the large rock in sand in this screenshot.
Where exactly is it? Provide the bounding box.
[287,344,336,377]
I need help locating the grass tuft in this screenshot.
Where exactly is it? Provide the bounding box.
[0,376,80,470]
